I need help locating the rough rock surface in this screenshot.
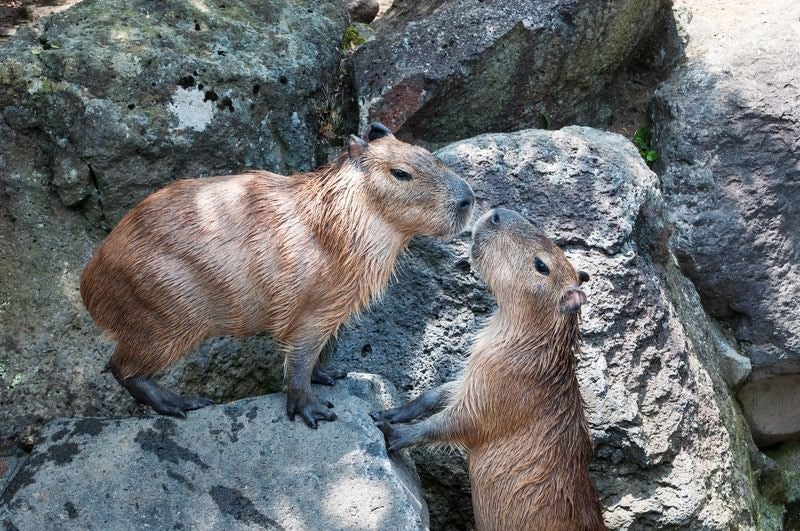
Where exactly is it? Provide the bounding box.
[1,1,793,528]
[0,374,428,530]
[344,0,379,23]
[352,0,671,143]
[331,127,778,529]
[0,0,348,225]
[650,0,800,447]
[766,441,800,529]
[0,0,348,449]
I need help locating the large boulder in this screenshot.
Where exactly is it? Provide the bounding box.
[650,0,800,447]
[331,127,781,528]
[351,0,671,144]
[0,374,428,530]
[0,0,349,449]
[344,0,380,23]
[0,0,349,225]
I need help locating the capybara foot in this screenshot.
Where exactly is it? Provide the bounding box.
[371,406,418,424]
[286,389,337,429]
[120,376,214,418]
[375,421,409,453]
[370,409,398,423]
[311,366,347,386]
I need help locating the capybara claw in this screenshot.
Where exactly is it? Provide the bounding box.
[119,376,213,418]
[179,396,215,411]
[287,391,336,428]
[370,409,396,423]
[375,420,401,452]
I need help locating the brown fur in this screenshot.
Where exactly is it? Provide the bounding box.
[375,208,605,530]
[80,127,473,419]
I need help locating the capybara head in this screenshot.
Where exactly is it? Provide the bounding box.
[470,208,589,314]
[346,123,474,238]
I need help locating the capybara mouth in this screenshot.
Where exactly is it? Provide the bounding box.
[469,226,487,270]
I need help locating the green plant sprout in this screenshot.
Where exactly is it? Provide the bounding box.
[632,126,659,163]
[342,26,365,51]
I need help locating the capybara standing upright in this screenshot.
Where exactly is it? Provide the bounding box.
[372,208,605,530]
[80,123,474,427]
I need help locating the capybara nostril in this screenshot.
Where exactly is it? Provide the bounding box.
[488,207,518,226]
[457,196,474,214]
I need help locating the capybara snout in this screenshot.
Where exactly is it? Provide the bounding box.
[357,135,474,238]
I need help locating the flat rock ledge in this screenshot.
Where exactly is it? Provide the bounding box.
[0,374,427,531]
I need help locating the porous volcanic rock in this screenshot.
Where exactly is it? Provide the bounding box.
[0,0,348,225]
[650,0,800,447]
[333,127,779,529]
[352,0,671,143]
[344,0,379,23]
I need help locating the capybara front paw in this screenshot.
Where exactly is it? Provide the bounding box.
[177,395,215,411]
[287,390,336,429]
[375,420,406,452]
[370,406,412,424]
[370,408,397,423]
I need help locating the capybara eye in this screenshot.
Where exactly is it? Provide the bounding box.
[391,168,413,181]
[535,257,550,276]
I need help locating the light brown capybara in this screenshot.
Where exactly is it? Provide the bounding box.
[372,207,605,530]
[80,122,474,427]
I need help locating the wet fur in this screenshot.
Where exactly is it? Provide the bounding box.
[80,129,473,421]
[374,209,605,530]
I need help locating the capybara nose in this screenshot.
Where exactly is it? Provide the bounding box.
[457,192,475,216]
[487,207,515,226]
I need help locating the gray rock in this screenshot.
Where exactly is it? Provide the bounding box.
[650,0,800,447]
[351,0,671,143]
[0,0,349,226]
[344,0,379,23]
[715,330,752,391]
[331,127,774,528]
[765,440,800,526]
[0,374,428,531]
[0,452,24,497]
[738,376,800,447]
[0,0,349,448]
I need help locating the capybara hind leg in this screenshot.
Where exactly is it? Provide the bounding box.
[116,376,214,418]
[110,343,213,418]
[311,361,346,386]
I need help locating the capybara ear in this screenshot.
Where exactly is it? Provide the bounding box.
[348,134,368,159]
[367,122,393,141]
[560,287,587,313]
[578,271,590,284]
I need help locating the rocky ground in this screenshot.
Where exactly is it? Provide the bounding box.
[2,0,798,528]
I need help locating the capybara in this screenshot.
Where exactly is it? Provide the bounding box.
[80,123,474,427]
[372,207,604,530]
